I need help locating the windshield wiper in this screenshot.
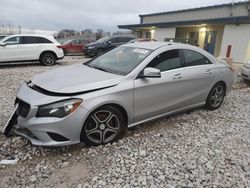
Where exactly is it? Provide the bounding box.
[89,65,110,73]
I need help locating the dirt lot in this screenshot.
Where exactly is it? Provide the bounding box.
[0,56,249,188]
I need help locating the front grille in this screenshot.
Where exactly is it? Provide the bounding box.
[15,98,30,118]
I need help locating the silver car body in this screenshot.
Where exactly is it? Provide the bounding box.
[7,42,233,146]
[240,60,250,80]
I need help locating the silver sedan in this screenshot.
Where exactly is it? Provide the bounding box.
[3,42,233,146]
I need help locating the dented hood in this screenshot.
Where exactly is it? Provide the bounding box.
[31,64,123,94]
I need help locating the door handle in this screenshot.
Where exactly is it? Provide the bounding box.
[205,69,212,74]
[173,73,182,79]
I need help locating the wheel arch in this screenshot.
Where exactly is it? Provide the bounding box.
[89,103,128,127]
[80,103,129,144]
[39,50,58,60]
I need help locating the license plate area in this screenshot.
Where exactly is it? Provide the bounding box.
[2,104,19,137]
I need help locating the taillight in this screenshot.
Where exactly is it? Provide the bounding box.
[57,45,63,48]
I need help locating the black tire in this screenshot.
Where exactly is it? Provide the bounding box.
[40,52,56,66]
[81,105,126,146]
[96,48,104,56]
[205,83,226,110]
[243,79,250,86]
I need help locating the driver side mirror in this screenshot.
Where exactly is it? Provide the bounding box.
[0,42,7,47]
[141,67,161,78]
[107,41,112,44]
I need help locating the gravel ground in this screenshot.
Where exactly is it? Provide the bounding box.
[0,57,249,187]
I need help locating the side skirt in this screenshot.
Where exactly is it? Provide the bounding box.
[128,102,205,128]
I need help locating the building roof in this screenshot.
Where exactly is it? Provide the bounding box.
[118,16,250,30]
[118,1,250,30]
[139,1,250,17]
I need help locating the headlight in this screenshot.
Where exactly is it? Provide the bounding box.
[37,99,83,118]
[87,46,95,49]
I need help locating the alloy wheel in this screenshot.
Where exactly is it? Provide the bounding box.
[43,54,55,65]
[210,85,225,108]
[85,110,120,144]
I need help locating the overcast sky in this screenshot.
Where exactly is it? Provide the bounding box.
[0,0,236,32]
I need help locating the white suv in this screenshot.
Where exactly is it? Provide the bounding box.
[0,34,64,65]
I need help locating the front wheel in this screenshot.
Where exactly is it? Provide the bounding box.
[81,106,126,146]
[96,48,104,56]
[205,83,226,110]
[40,53,56,66]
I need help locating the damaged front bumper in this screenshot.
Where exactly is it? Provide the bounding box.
[3,83,89,147]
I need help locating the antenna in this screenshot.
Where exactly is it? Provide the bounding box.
[229,0,235,16]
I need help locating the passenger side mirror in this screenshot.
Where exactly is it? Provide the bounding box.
[0,42,7,47]
[142,67,161,78]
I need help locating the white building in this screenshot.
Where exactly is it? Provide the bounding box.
[118,1,250,63]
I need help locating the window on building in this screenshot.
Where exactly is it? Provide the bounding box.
[145,32,151,39]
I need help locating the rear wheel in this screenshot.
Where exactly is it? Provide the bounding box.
[205,83,226,110]
[81,106,126,146]
[40,52,56,66]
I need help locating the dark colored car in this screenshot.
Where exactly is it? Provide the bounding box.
[129,38,157,43]
[84,35,135,57]
[0,35,8,40]
[61,39,93,55]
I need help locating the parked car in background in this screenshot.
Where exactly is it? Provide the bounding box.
[3,42,233,146]
[84,35,135,57]
[240,59,250,81]
[61,39,93,55]
[0,35,8,40]
[0,34,64,65]
[129,38,157,43]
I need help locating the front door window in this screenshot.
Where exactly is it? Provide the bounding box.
[4,37,21,45]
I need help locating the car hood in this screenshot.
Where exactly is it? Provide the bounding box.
[31,64,123,95]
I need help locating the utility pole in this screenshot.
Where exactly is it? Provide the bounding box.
[18,25,22,34]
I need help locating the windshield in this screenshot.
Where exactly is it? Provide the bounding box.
[95,37,110,43]
[86,46,151,75]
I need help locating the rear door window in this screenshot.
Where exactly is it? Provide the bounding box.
[182,49,212,66]
[21,36,52,44]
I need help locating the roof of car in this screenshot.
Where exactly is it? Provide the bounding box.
[3,34,54,38]
[123,41,188,50]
